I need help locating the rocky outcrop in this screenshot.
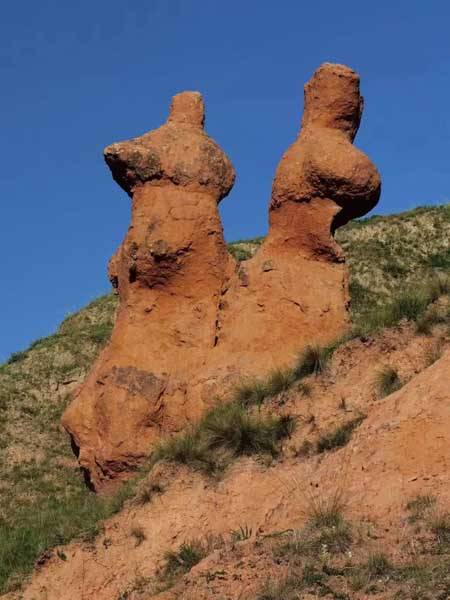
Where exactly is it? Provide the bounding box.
[62,64,381,491]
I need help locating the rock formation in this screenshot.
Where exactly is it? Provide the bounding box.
[62,63,381,491]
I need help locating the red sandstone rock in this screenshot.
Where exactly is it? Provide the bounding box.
[62,65,381,491]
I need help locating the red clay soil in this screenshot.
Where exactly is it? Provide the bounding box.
[9,332,448,600]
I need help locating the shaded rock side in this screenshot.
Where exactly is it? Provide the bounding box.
[62,65,381,490]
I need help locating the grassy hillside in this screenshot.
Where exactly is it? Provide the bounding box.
[0,203,449,592]
[230,204,450,327]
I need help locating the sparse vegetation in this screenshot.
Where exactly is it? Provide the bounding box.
[406,494,436,523]
[1,204,450,594]
[373,365,402,398]
[163,538,211,580]
[366,552,392,577]
[430,513,450,547]
[136,481,164,505]
[316,415,365,453]
[130,525,146,546]
[293,343,336,378]
[230,524,252,542]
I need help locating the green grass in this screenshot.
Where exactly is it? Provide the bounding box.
[1,204,450,593]
[293,343,336,378]
[316,416,365,453]
[152,402,295,475]
[163,539,210,580]
[0,477,134,591]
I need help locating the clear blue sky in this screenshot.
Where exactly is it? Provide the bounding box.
[1,1,449,361]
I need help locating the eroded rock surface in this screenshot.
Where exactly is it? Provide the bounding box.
[62,64,381,490]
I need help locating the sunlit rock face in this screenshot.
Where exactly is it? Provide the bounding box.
[62,65,380,491]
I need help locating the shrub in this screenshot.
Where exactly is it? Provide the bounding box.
[316,416,365,453]
[373,365,402,398]
[255,573,304,600]
[415,310,443,335]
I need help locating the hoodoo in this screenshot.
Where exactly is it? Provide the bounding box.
[62,64,380,491]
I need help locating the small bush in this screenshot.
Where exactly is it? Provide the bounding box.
[277,511,352,559]
[255,573,304,600]
[316,416,365,453]
[373,365,402,398]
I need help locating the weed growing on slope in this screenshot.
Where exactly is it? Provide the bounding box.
[406,494,436,523]
[152,402,295,475]
[162,537,220,580]
[316,416,365,454]
[373,365,402,398]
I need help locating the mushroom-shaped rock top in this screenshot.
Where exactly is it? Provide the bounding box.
[104,91,235,201]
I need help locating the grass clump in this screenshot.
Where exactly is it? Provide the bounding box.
[316,415,365,454]
[233,379,269,406]
[265,368,296,396]
[293,343,336,379]
[152,402,295,475]
[406,494,436,523]
[366,552,393,577]
[230,524,252,542]
[163,537,215,580]
[373,365,402,398]
[430,513,450,547]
